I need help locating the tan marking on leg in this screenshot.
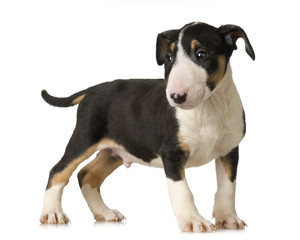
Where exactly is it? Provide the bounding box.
[220,155,232,181]
[99,138,124,149]
[177,132,190,179]
[177,132,190,154]
[207,55,226,89]
[94,214,105,221]
[180,168,186,180]
[72,94,86,105]
[190,39,201,51]
[50,143,99,187]
[80,148,122,189]
[79,148,125,222]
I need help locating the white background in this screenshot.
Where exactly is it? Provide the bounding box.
[1,0,299,239]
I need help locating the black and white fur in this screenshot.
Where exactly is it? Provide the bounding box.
[40,22,255,232]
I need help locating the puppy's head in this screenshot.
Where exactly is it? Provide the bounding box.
[156,22,255,109]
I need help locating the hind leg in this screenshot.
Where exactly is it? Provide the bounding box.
[78,148,125,222]
[40,130,100,224]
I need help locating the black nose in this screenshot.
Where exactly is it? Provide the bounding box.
[170,93,187,104]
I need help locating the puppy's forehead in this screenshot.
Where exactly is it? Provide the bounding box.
[180,23,224,53]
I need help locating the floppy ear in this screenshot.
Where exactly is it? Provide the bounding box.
[156,29,179,65]
[218,24,255,60]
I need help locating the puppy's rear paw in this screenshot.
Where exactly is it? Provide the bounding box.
[40,211,70,224]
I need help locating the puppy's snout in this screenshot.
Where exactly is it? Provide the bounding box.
[170,93,187,104]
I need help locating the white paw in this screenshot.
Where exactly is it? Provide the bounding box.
[215,213,246,230]
[40,210,70,224]
[94,209,125,222]
[178,215,216,233]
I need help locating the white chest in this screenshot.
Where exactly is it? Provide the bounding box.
[176,83,244,168]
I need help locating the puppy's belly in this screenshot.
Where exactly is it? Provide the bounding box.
[98,144,214,169]
[112,147,164,168]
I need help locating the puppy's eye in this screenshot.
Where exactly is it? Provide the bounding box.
[196,50,208,60]
[166,54,172,62]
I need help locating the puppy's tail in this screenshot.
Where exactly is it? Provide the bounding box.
[41,89,87,107]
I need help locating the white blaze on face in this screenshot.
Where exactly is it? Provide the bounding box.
[166,40,211,108]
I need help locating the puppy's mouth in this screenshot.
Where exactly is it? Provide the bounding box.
[168,100,200,109]
[176,103,197,110]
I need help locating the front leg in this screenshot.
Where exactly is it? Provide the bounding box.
[163,151,215,232]
[213,146,246,229]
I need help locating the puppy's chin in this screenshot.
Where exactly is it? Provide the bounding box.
[174,104,197,110]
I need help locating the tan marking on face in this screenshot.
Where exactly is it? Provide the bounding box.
[207,55,226,89]
[170,42,176,52]
[190,39,201,51]
[80,148,122,189]
[220,155,232,181]
[49,143,99,187]
[72,94,86,105]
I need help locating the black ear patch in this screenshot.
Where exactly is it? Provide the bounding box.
[219,24,255,60]
[156,29,179,65]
